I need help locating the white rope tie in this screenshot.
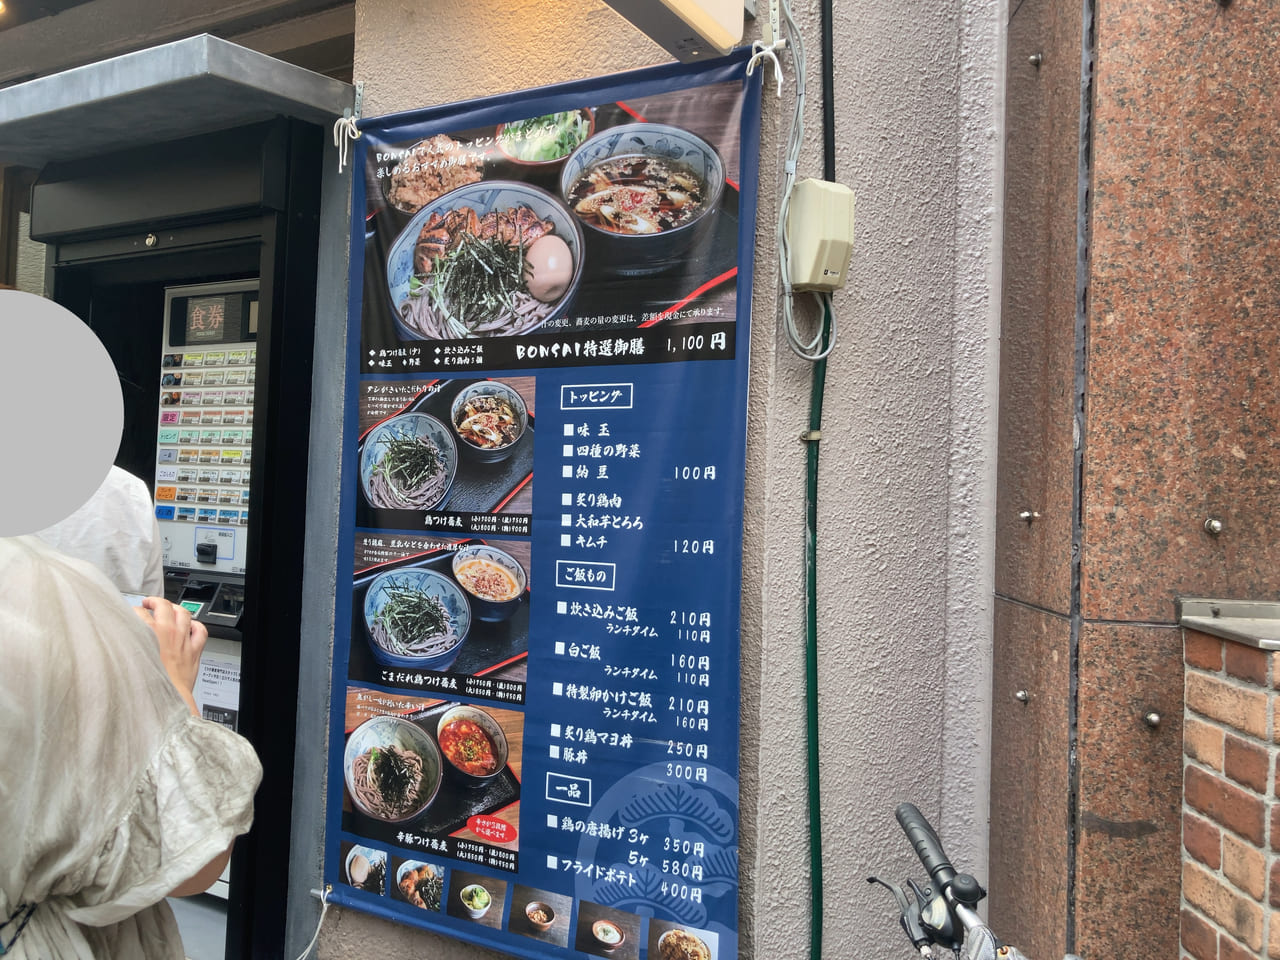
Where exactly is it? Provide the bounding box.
[292,885,331,960]
[333,116,361,174]
[746,38,787,97]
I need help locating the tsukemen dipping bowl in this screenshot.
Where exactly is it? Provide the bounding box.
[449,542,527,622]
[449,379,529,465]
[435,703,510,787]
[559,122,725,278]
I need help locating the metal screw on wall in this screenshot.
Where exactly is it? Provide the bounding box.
[1018,510,1041,523]
[1014,690,1030,703]
[145,233,158,248]
[1028,53,1043,68]
[1204,518,1224,536]
[1143,711,1161,728]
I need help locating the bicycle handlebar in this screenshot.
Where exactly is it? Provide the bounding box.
[882,802,1078,960]
[894,802,956,890]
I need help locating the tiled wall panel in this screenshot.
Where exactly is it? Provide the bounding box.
[1074,621,1185,959]
[994,0,1082,614]
[989,598,1071,960]
[1081,1,1280,622]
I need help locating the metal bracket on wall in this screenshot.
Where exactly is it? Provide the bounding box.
[352,80,364,121]
[1177,597,1280,650]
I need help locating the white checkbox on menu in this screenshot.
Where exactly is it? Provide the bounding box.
[561,534,571,546]
[564,423,574,436]
[562,465,573,478]
[549,745,560,759]
[561,514,572,526]
[547,855,559,869]
[555,642,565,655]
[547,814,558,828]
[551,724,561,737]
[562,444,573,456]
[553,682,563,696]
[561,493,572,505]
[557,601,567,614]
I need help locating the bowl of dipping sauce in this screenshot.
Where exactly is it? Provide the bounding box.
[450,543,527,622]
[560,122,725,277]
[449,379,529,465]
[436,703,509,787]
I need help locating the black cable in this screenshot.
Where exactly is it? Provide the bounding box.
[821,0,836,181]
[804,6,837,960]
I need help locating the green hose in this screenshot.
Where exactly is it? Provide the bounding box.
[805,300,832,960]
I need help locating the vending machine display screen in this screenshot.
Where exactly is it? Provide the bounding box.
[153,280,258,575]
[184,296,228,343]
[168,290,258,346]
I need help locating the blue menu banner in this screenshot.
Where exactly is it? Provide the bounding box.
[326,51,761,960]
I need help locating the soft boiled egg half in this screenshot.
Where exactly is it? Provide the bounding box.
[348,853,370,885]
[524,234,573,303]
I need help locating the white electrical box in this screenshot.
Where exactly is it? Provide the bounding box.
[601,0,745,61]
[786,179,856,292]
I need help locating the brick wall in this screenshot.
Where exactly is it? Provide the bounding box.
[1181,629,1280,959]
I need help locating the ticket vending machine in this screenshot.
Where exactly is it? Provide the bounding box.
[154,279,260,898]
[155,280,258,632]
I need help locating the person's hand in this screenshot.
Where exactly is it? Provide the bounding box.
[134,597,206,715]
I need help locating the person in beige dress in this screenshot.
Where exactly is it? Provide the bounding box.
[0,536,261,958]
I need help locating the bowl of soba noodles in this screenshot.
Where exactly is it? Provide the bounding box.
[385,180,585,341]
[559,122,725,278]
[359,412,458,513]
[343,715,442,824]
[362,567,473,672]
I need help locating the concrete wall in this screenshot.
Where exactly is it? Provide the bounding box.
[318,0,1004,957]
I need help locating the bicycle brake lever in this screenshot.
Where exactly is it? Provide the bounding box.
[907,878,961,950]
[867,875,931,950]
